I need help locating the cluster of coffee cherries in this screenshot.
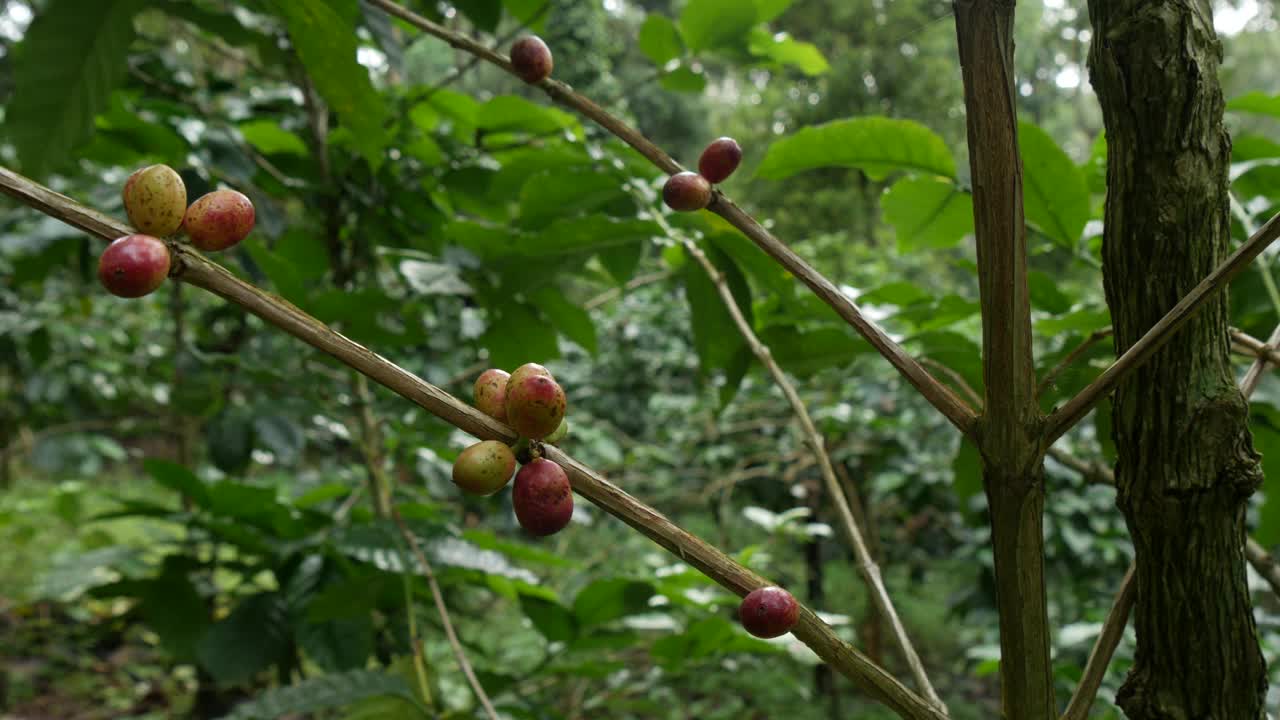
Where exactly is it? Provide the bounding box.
[662,137,743,212]
[98,164,256,298]
[452,363,573,537]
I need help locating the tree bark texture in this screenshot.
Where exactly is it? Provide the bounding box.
[1086,2,1267,717]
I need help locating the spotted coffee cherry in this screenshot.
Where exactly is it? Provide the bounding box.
[98,234,171,298]
[739,586,799,638]
[510,35,553,84]
[698,137,743,184]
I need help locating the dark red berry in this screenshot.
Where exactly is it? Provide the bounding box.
[98,234,171,298]
[510,35,553,84]
[662,172,712,212]
[512,458,573,536]
[738,586,799,638]
[698,137,743,184]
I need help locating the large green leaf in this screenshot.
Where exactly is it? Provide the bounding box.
[482,300,561,370]
[756,117,955,181]
[757,326,870,376]
[520,595,578,643]
[1252,403,1280,547]
[530,286,598,355]
[639,14,684,65]
[143,459,212,506]
[477,96,579,135]
[137,559,210,663]
[198,593,292,685]
[682,245,754,379]
[1019,121,1090,250]
[268,0,387,168]
[502,0,550,32]
[748,29,828,76]
[572,578,656,627]
[680,0,757,52]
[880,177,975,252]
[5,0,142,178]
[219,670,427,720]
[517,169,628,230]
[1227,91,1280,119]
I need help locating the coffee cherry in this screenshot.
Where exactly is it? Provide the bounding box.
[507,373,567,440]
[184,189,255,251]
[98,234,171,298]
[544,418,568,446]
[123,165,187,237]
[474,368,511,423]
[513,458,573,536]
[509,362,554,388]
[510,35,553,84]
[452,440,517,496]
[698,137,743,184]
[662,172,712,212]
[738,586,800,638]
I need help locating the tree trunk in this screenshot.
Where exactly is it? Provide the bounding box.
[1086,2,1268,717]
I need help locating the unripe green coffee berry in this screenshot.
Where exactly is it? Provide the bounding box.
[123,165,187,237]
[544,418,568,446]
[474,368,511,423]
[452,440,517,496]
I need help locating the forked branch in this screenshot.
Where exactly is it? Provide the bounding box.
[363,0,978,437]
[1045,210,1280,443]
[0,166,948,720]
[679,234,945,711]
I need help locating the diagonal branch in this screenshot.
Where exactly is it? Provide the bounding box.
[1060,565,1135,720]
[0,166,948,720]
[679,233,945,711]
[1044,210,1280,444]
[363,0,978,437]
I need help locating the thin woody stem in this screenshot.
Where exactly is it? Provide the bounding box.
[0,165,947,720]
[678,232,945,711]
[1045,210,1280,444]
[363,0,978,437]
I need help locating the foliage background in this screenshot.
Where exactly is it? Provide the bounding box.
[1,0,1280,718]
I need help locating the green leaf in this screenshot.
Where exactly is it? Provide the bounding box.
[1027,270,1072,314]
[859,281,932,307]
[238,119,309,156]
[456,0,501,32]
[748,30,829,76]
[268,0,387,168]
[252,414,305,465]
[639,14,684,65]
[143,459,211,506]
[530,286,598,354]
[683,246,754,381]
[660,65,707,93]
[520,595,578,643]
[5,0,142,178]
[481,300,561,370]
[137,559,209,663]
[219,670,427,720]
[1227,91,1280,119]
[477,96,578,135]
[757,117,955,181]
[757,326,869,376]
[880,177,974,252]
[755,0,794,21]
[517,168,628,230]
[297,617,374,672]
[198,593,291,685]
[207,408,256,476]
[572,578,655,627]
[951,439,983,507]
[680,0,757,52]
[502,0,550,32]
[1019,121,1090,250]
[1252,404,1280,547]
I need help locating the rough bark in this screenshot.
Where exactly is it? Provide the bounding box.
[1086,2,1267,717]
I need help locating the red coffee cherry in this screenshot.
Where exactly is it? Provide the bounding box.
[184,189,255,252]
[662,172,712,212]
[474,368,511,423]
[512,458,573,536]
[97,234,171,298]
[698,137,743,184]
[510,35,553,84]
[738,586,800,638]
